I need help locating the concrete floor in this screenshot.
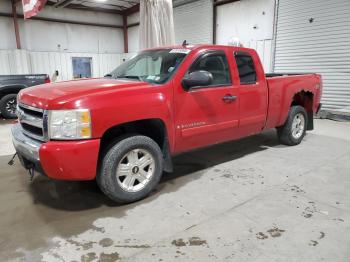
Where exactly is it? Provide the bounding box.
[0,119,349,262]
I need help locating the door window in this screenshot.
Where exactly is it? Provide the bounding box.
[234,52,257,85]
[188,52,231,86]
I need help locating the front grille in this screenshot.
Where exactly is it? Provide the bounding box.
[17,103,46,141]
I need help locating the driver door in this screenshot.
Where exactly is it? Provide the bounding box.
[173,50,239,153]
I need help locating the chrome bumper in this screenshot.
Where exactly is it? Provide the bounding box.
[11,124,42,162]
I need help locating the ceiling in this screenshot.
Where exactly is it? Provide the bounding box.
[46,0,198,15]
[46,0,140,14]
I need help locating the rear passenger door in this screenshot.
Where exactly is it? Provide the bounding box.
[234,51,268,134]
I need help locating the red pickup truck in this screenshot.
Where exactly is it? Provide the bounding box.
[12,45,322,203]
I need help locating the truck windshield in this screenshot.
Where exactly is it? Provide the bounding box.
[107,49,189,84]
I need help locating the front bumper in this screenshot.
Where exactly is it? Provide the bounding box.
[11,124,100,180]
[11,124,44,173]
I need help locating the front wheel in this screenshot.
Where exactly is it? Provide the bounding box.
[0,94,17,119]
[97,135,164,204]
[277,105,308,146]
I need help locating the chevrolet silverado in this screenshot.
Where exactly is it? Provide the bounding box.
[11,45,322,203]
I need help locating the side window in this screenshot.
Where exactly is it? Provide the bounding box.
[188,53,231,86]
[234,52,257,85]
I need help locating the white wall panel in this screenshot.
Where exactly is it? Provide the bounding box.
[0,50,123,81]
[0,5,123,52]
[217,0,275,43]
[0,50,30,75]
[0,17,16,50]
[0,51,12,75]
[30,51,123,80]
[216,0,275,72]
[274,0,350,110]
[15,19,124,53]
[128,26,140,53]
[19,5,123,26]
[128,12,140,24]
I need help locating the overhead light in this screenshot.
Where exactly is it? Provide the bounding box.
[95,0,107,2]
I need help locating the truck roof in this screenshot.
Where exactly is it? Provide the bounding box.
[145,44,254,53]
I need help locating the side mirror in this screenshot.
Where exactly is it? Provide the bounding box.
[182,70,213,90]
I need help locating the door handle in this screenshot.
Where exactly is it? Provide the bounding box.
[222,94,237,102]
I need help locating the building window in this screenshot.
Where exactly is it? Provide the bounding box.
[72,57,92,79]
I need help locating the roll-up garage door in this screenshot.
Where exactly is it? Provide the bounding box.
[274,0,350,111]
[173,0,213,45]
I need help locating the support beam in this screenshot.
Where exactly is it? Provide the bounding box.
[127,22,139,28]
[123,15,128,53]
[46,1,124,15]
[124,3,139,16]
[11,0,21,49]
[53,0,67,7]
[214,0,240,7]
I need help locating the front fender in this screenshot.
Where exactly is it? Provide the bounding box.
[78,85,175,151]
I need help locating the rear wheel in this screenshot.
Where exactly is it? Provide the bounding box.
[0,94,17,119]
[277,105,308,146]
[97,135,163,204]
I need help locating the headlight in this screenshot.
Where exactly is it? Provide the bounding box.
[48,109,91,140]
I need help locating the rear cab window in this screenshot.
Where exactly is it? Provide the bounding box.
[234,51,257,85]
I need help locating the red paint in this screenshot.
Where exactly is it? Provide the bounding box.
[18,45,322,180]
[39,139,100,180]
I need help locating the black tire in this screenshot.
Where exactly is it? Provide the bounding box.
[0,94,17,119]
[97,135,163,204]
[277,105,308,146]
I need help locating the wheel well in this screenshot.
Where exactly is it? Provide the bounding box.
[99,119,173,172]
[291,91,314,111]
[0,86,23,100]
[291,91,314,130]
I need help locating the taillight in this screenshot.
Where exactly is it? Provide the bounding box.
[45,75,51,83]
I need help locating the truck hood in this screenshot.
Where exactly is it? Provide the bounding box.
[18,78,152,109]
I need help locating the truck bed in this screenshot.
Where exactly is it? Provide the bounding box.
[265,73,322,130]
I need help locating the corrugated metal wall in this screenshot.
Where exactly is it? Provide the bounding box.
[0,50,30,75]
[0,50,128,81]
[173,0,213,44]
[274,0,350,110]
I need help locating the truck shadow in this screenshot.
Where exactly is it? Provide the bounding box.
[28,129,282,211]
